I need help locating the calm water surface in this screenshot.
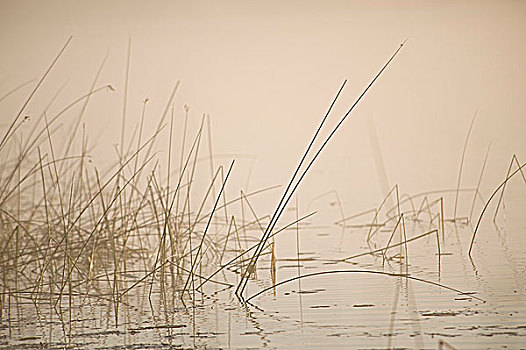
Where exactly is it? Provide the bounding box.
[2,181,525,350]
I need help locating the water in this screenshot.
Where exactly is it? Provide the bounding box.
[1,184,524,350]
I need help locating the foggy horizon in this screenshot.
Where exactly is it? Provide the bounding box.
[2,2,524,210]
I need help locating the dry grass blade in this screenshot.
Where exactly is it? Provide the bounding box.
[0,36,72,151]
[468,161,526,257]
[341,229,438,262]
[197,212,316,290]
[183,160,235,295]
[0,79,36,104]
[453,112,476,221]
[493,154,526,222]
[240,42,406,297]
[469,142,491,222]
[235,79,348,296]
[246,269,485,303]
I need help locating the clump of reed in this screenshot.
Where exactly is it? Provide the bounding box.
[0,37,281,340]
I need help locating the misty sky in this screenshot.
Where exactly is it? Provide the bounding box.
[1,0,525,213]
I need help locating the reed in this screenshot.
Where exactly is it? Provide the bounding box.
[245,269,485,303]
[453,112,476,221]
[493,154,526,222]
[469,142,491,222]
[3,37,520,350]
[438,339,458,350]
[0,37,72,152]
[0,37,250,335]
[468,160,526,257]
[238,41,407,297]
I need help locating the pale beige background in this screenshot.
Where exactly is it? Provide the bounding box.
[1,0,525,215]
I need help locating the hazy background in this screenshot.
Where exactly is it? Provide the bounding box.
[1,0,525,218]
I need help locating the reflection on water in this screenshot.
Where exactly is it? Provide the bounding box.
[1,178,524,349]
